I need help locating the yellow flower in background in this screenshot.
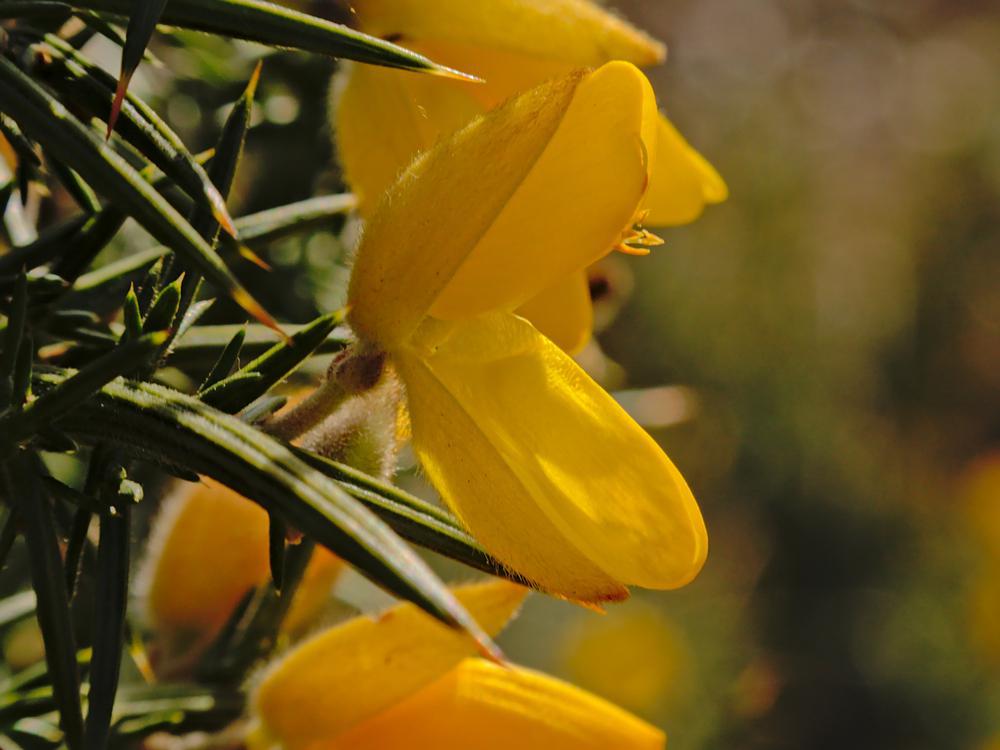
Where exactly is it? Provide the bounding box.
[141,477,343,669]
[562,604,691,714]
[958,449,1000,561]
[247,580,664,750]
[336,0,727,224]
[334,0,727,351]
[346,62,707,604]
[966,570,1000,669]
[957,450,1000,669]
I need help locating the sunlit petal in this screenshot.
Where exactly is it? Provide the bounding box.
[643,112,728,226]
[248,580,527,750]
[333,658,666,749]
[398,312,707,598]
[515,271,593,354]
[396,345,627,603]
[332,61,481,215]
[347,69,579,348]
[347,62,657,349]
[429,61,658,321]
[350,0,665,69]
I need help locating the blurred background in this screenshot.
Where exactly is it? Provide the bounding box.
[9,0,998,748]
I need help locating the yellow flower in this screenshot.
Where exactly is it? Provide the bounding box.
[346,62,707,604]
[333,0,727,352]
[141,477,343,669]
[967,569,1000,668]
[561,605,690,714]
[958,449,1000,562]
[247,580,664,750]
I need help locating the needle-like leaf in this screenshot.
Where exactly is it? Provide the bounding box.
[1,452,84,750]
[64,0,473,76]
[108,0,169,136]
[0,56,277,330]
[31,367,502,658]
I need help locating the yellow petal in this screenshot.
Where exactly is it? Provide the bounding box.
[248,579,527,750]
[429,61,658,321]
[396,347,626,603]
[515,271,593,354]
[642,112,728,226]
[347,70,577,348]
[143,478,272,639]
[348,62,657,349]
[397,312,707,599]
[563,605,689,713]
[410,39,576,110]
[332,658,666,750]
[142,478,340,649]
[332,61,482,216]
[350,0,665,69]
[958,450,1000,559]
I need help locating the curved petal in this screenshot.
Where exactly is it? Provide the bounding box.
[350,0,665,69]
[333,61,482,215]
[347,68,579,348]
[410,39,576,110]
[642,112,728,226]
[248,580,527,750]
[429,61,658,321]
[396,346,627,603]
[398,312,707,598]
[347,62,658,349]
[333,658,666,750]
[141,478,341,646]
[515,270,593,354]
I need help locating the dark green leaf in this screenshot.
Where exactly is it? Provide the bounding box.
[76,247,166,296]
[66,0,468,75]
[108,0,169,136]
[159,62,258,362]
[1,452,84,750]
[237,393,285,424]
[0,214,90,279]
[2,331,167,443]
[121,285,143,341]
[198,326,244,392]
[10,333,33,411]
[1,271,29,408]
[110,684,243,744]
[0,1,72,20]
[141,276,181,334]
[199,309,347,413]
[225,193,356,248]
[37,36,238,237]
[290,446,519,582]
[169,322,349,371]
[31,368,500,655]
[189,61,258,243]
[0,648,90,697]
[0,56,276,329]
[84,503,130,750]
[49,209,129,284]
[0,507,19,574]
[45,159,100,213]
[62,507,90,599]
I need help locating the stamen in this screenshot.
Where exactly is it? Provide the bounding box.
[615,209,664,256]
